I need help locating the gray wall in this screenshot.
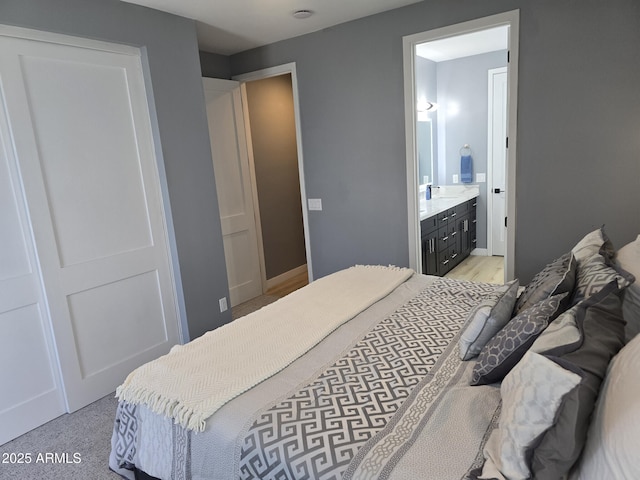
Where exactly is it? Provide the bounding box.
[436,50,508,249]
[231,0,640,283]
[1,0,232,339]
[244,75,307,279]
[199,50,231,79]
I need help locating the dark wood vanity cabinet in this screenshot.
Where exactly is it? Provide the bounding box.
[420,197,477,276]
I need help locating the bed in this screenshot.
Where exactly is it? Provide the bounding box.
[109,227,640,480]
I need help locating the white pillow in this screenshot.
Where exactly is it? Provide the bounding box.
[569,334,640,480]
[615,234,640,342]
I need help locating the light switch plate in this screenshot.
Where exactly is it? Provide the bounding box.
[308,198,323,211]
[452,174,459,184]
[476,173,486,183]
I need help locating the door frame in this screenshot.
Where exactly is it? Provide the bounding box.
[233,63,313,285]
[487,66,508,257]
[403,10,519,281]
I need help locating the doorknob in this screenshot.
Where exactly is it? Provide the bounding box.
[494,188,503,194]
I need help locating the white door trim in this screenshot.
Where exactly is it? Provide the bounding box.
[403,10,519,281]
[233,63,314,284]
[487,66,508,257]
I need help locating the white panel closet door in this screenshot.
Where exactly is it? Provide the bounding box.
[0,32,180,413]
[0,87,65,445]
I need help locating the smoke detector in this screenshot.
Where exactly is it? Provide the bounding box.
[292,10,314,19]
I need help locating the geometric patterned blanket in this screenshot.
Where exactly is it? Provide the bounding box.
[237,278,501,480]
[111,276,504,480]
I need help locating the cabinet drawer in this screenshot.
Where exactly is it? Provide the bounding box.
[421,215,438,235]
[437,227,452,251]
[437,208,453,226]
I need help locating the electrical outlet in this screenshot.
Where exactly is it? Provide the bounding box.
[452,174,459,184]
[476,173,486,183]
[219,297,228,312]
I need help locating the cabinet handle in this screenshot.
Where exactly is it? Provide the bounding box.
[430,238,435,253]
[472,238,477,244]
[472,202,477,207]
[472,219,477,224]
[451,212,457,217]
[442,259,450,266]
[464,219,468,232]
[451,253,458,259]
[442,235,449,242]
[451,231,457,237]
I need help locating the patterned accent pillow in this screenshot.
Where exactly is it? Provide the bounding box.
[475,351,582,480]
[571,226,615,263]
[571,252,634,305]
[514,252,576,316]
[470,293,568,386]
[459,280,519,361]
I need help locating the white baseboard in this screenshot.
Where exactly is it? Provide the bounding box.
[266,264,308,290]
[471,248,489,256]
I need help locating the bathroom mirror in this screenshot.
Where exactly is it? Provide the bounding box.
[417,118,433,186]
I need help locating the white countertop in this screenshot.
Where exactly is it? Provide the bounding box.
[419,185,479,220]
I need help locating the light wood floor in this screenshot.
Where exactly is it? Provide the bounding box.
[445,254,505,284]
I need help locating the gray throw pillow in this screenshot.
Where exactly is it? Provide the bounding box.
[513,252,576,316]
[475,351,582,480]
[528,282,626,479]
[470,293,568,386]
[459,280,519,361]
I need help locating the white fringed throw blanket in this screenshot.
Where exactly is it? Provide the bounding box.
[116,265,414,431]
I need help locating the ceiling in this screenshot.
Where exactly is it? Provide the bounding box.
[121,0,423,55]
[415,26,509,62]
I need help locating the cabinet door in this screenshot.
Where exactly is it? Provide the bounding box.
[422,231,439,276]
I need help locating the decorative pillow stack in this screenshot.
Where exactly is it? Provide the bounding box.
[473,282,626,480]
[468,226,638,480]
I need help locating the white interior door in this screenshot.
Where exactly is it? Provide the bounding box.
[488,67,508,257]
[0,31,181,413]
[0,93,65,445]
[203,78,262,307]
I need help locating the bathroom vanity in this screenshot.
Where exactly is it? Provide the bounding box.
[420,186,478,276]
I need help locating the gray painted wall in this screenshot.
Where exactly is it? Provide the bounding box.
[244,75,307,279]
[1,0,232,339]
[231,0,640,283]
[199,51,231,79]
[436,50,508,249]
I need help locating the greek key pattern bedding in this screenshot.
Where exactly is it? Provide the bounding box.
[238,278,500,480]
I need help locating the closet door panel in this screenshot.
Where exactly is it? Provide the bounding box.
[20,54,153,266]
[1,34,181,412]
[0,78,65,444]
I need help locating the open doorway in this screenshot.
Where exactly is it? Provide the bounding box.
[234,63,313,295]
[203,63,312,313]
[403,11,519,281]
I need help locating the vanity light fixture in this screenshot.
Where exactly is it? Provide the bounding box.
[292,9,314,19]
